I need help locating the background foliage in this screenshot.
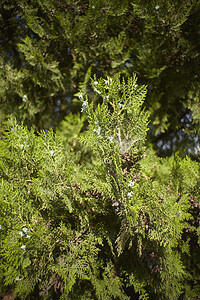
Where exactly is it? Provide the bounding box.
[0,0,200,155]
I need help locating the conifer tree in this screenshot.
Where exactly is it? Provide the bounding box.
[0,0,200,155]
[0,74,199,299]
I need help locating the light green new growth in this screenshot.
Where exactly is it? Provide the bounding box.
[0,74,199,299]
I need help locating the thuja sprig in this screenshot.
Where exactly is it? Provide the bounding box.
[79,74,149,155]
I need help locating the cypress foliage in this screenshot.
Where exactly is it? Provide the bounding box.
[0,74,199,299]
[0,0,200,156]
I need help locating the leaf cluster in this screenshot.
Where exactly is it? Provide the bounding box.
[0,75,199,299]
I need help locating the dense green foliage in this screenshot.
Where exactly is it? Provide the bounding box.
[0,0,200,155]
[0,75,200,299]
[0,0,200,299]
